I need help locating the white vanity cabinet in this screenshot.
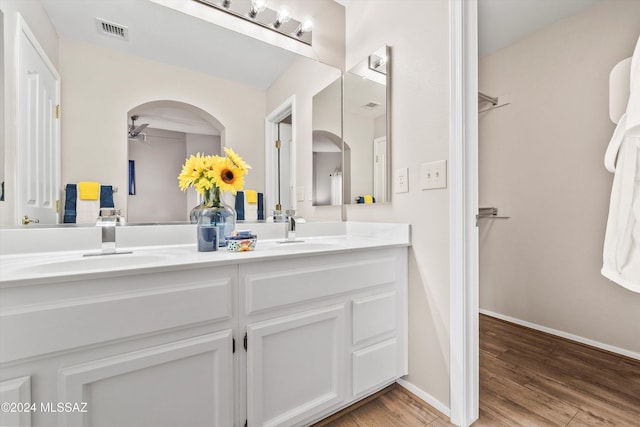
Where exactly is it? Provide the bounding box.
[0,266,236,427]
[0,239,408,427]
[240,247,408,427]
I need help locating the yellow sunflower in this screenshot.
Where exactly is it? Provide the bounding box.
[178,153,208,191]
[224,147,251,174]
[211,157,245,194]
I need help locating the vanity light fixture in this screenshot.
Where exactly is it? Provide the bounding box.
[193,0,313,45]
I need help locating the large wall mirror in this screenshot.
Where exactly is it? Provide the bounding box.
[3,0,340,225]
[0,9,4,203]
[343,45,390,205]
[311,45,390,207]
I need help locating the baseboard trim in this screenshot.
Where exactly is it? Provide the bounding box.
[479,309,640,361]
[396,378,450,418]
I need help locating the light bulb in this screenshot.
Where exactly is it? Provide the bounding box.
[249,0,267,18]
[273,5,291,28]
[296,16,313,36]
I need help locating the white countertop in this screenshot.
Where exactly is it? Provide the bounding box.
[0,222,410,286]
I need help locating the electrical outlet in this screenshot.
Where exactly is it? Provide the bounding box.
[421,160,447,190]
[395,167,409,193]
[296,187,305,202]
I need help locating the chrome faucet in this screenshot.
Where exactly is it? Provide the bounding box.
[95,208,122,254]
[285,209,303,241]
[287,215,296,241]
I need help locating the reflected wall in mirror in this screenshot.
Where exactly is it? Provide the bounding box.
[2,0,344,226]
[312,77,343,206]
[127,101,223,223]
[344,45,390,205]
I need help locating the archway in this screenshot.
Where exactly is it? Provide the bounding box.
[126,100,225,223]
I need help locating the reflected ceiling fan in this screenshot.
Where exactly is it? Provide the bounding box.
[128,115,149,141]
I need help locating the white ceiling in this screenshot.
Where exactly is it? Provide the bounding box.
[41,0,297,90]
[478,0,601,57]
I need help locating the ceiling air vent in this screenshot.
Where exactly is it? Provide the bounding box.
[362,101,381,110]
[96,18,129,41]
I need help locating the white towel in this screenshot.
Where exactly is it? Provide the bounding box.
[602,35,640,293]
[75,198,100,224]
[244,197,258,222]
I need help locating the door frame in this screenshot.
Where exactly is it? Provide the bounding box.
[265,96,296,216]
[449,0,479,426]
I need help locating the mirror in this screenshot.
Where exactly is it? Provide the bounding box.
[3,0,341,225]
[312,77,342,206]
[0,9,4,202]
[343,45,390,204]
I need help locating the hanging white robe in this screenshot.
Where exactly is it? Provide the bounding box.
[602,35,640,293]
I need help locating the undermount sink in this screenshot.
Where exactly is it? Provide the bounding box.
[18,252,169,275]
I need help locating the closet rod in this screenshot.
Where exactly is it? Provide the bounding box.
[478,91,498,105]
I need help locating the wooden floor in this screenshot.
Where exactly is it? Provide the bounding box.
[315,314,640,426]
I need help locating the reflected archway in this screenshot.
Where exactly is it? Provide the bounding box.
[126,100,225,223]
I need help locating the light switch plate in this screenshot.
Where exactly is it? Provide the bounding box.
[395,167,409,193]
[421,160,447,190]
[296,186,305,202]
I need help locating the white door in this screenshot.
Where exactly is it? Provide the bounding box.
[16,16,60,224]
[373,136,387,201]
[246,305,346,426]
[58,331,234,427]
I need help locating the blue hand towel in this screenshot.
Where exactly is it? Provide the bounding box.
[235,191,245,221]
[63,184,77,223]
[257,192,264,220]
[100,185,115,208]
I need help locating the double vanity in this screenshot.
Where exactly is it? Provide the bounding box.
[0,222,409,427]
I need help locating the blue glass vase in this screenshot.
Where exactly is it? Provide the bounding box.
[190,186,236,247]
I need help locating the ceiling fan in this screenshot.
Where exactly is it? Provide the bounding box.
[128,115,149,141]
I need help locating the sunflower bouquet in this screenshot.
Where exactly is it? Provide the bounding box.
[178,147,251,197]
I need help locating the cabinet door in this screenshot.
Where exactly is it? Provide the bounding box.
[58,331,233,427]
[247,305,346,427]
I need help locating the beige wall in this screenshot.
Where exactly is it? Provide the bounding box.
[0,0,59,225]
[479,0,640,354]
[343,0,452,408]
[59,38,266,218]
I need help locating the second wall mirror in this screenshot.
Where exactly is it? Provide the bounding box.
[344,45,390,205]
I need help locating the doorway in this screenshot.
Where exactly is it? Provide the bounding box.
[265,97,296,217]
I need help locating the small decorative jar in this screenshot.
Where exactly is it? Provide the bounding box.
[190,186,236,247]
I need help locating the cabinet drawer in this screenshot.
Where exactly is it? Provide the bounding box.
[244,254,397,314]
[352,338,398,397]
[0,274,233,363]
[352,291,397,345]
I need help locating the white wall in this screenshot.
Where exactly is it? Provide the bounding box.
[344,111,374,201]
[127,128,187,223]
[0,0,59,224]
[59,38,266,220]
[343,0,452,408]
[479,0,640,354]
